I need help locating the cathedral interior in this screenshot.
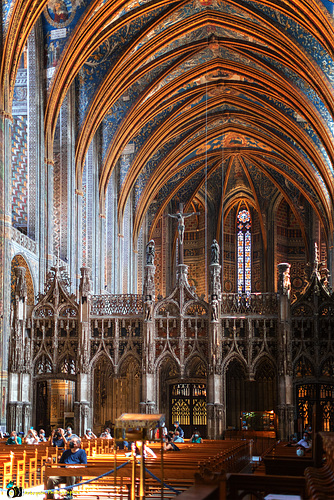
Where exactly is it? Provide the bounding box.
[1,0,334,439]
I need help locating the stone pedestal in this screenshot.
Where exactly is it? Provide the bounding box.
[207,403,224,439]
[22,402,32,435]
[139,401,156,414]
[277,404,294,440]
[74,401,90,436]
[7,401,24,432]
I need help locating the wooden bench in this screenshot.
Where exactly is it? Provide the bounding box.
[43,439,251,496]
[304,432,334,500]
[262,439,314,476]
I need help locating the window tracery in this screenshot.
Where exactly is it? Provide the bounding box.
[35,355,53,375]
[237,209,251,294]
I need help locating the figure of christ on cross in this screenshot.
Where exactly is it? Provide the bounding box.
[168,204,200,264]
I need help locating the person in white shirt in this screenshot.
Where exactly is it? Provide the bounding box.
[295,432,311,450]
[84,428,97,439]
[25,428,39,444]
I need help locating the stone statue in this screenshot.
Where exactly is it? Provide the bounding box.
[211,294,219,321]
[211,239,220,264]
[146,240,155,265]
[168,209,199,245]
[278,263,291,297]
[144,295,153,321]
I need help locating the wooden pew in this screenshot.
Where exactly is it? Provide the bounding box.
[43,439,251,496]
[304,432,334,500]
[262,439,314,476]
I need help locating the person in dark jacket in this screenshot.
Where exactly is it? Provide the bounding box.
[46,437,87,499]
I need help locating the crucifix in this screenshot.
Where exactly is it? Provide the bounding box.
[168,203,200,264]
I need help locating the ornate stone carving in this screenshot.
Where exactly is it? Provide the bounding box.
[14,267,27,299]
[278,263,291,297]
[211,239,220,264]
[146,240,155,265]
[79,267,91,298]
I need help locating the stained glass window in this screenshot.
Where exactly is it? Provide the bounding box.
[237,209,251,293]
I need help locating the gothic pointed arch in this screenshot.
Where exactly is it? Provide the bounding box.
[34,353,53,376]
[11,254,35,306]
[253,356,277,413]
[184,354,207,379]
[321,356,334,378]
[294,355,315,379]
[225,356,248,430]
[158,354,180,428]
[93,354,114,432]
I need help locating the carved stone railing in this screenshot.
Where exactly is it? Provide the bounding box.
[91,294,143,316]
[11,227,37,253]
[221,293,278,315]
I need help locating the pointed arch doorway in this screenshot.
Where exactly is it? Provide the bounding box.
[160,356,207,438]
[170,382,207,438]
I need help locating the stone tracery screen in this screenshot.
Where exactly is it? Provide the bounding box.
[237,209,251,294]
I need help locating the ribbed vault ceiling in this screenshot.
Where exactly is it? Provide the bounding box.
[2,0,334,247]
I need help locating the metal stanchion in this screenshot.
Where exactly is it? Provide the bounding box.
[131,444,136,500]
[161,431,164,500]
[114,441,117,487]
[139,441,145,500]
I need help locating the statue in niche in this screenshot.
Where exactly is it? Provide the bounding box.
[278,264,291,297]
[144,295,153,321]
[211,294,219,321]
[146,240,155,265]
[211,239,220,264]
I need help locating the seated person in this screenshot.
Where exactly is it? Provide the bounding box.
[100,427,112,439]
[190,431,202,443]
[46,437,87,500]
[6,431,22,445]
[51,428,66,447]
[163,435,180,451]
[64,427,79,442]
[295,432,311,450]
[126,441,157,458]
[38,429,47,442]
[173,430,184,443]
[173,421,184,438]
[83,428,97,439]
[25,428,39,444]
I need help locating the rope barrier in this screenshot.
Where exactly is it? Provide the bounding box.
[0,460,132,494]
[46,459,131,492]
[144,466,181,494]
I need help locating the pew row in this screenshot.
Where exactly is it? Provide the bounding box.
[43,440,251,496]
[304,432,334,500]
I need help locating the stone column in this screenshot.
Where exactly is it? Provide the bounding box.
[46,159,54,270]
[75,189,83,296]
[7,267,32,432]
[22,402,32,435]
[207,403,224,439]
[0,112,14,428]
[7,402,23,432]
[74,401,90,436]
[77,267,92,434]
[277,263,293,439]
[142,245,156,411]
[139,401,156,414]
[207,243,223,439]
